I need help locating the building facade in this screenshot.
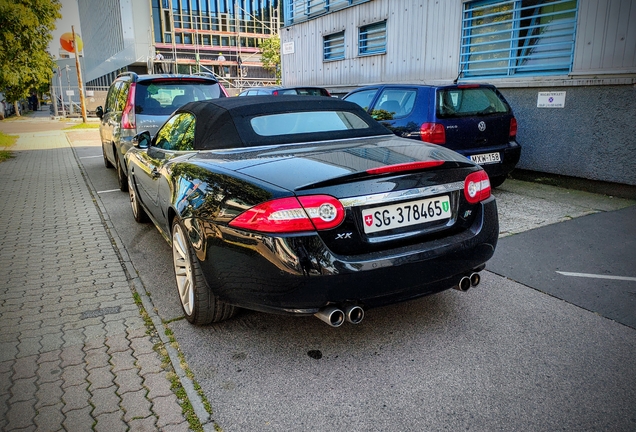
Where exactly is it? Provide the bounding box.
[78,0,281,93]
[280,0,636,186]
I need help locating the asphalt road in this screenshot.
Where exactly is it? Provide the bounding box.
[68,128,636,431]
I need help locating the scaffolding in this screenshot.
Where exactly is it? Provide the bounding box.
[150,0,281,93]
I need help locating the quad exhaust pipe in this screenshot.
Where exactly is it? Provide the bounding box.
[454,272,481,292]
[315,304,365,327]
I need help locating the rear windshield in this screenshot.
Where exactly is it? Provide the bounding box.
[278,88,330,96]
[437,87,509,118]
[135,80,223,115]
[250,111,369,136]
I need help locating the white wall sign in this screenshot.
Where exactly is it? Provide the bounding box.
[537,91,566,108]
[86,90,94,97]
[283,41,295,55]
[66,90,75,96]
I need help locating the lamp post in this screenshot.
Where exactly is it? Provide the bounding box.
[72,26,87,123]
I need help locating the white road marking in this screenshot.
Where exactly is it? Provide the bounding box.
[97,189,121,194]
[556,271,636,282]
[80,155,103,159]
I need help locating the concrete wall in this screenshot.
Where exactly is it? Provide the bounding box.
[500,85,636,186]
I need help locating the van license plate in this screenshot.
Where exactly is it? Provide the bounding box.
[470,152,501,164]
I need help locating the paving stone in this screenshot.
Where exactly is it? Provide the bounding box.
[90,385,121,417]
[87,365,116,391]
[9,376,37,403]
[35,380,64,409]
[144,372,173,399]
[12,355,38,380]
[84,346,110,371]
[33,402,65,431]
[136,352,164,375]
[94,411,127,432]
[128,416,158,431]
[111,350,137,373]
[16,336,42,358]
[161,420,192,432]
[37,359,62,384]
[106,334,130,354]
[63,406,94,431]
[114,368,144,394]
[60,363,87,388]
[130,337,156,356]
[5,399,36,430]
[62,383,90,413]
[120,388,153,422]
[37,349,61,365]
[153,394,186,428]
[59,344,85,368]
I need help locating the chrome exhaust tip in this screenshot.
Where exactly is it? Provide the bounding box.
[314,306,345,327]
[344,305,364,324]
[470,272,481,287]
[454,276,471,292]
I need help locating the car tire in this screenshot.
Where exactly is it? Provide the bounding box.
[103,144,113,168]
[171,219,237,325]
[490,175,507,188]
[128,174,149,223]
[115,152,129,192]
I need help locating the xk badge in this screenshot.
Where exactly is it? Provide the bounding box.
[336,233,352,240]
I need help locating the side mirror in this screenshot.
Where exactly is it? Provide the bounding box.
[132,131,151,149]
[95,106,103,119]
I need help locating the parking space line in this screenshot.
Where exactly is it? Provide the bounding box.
[97,189,122,194]
[80,155,103,159]
[556,271,636,282]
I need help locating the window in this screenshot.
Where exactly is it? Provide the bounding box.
[461,0,578,78]
[324,31,345,61]
[154,113,196,151]
[250,111,369,136]
[359,21,386,56]
[436,87,510,118]
[285,0,371,25]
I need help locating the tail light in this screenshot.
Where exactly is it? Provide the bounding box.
[228,195,345,233]
[420,122,446,144]
[509,117,518,139]
[121,82,137,130]
[464,170,491,204]
[272,90,279,95]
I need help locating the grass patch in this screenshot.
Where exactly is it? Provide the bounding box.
[0,132,17,162]
[64,122,100,130]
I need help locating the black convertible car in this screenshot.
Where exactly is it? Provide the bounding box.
[125,96,498,327]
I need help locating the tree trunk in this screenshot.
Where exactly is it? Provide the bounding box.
[14,101,20,117]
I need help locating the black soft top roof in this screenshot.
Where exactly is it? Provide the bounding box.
[176,95,392,150]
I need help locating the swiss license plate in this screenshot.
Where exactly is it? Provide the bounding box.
[470,152,501,165]
[362,196,451,234]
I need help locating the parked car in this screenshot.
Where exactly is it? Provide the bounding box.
[238,86,331,97]
[343,84,521,187]
[96,72,228,191]
[124,96,498,327]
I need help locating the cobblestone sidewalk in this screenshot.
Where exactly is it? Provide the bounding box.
[0,126,192,431]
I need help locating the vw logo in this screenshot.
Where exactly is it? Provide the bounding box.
[478,121,486,132]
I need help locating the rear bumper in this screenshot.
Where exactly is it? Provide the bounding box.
[195,196,499,315]
[460,141,521,179]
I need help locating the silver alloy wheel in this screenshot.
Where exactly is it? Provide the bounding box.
[128,176,140,219]
[172,223,194,316]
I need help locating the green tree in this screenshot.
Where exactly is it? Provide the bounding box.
[260,34,281,84]
[0,0,61,116]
